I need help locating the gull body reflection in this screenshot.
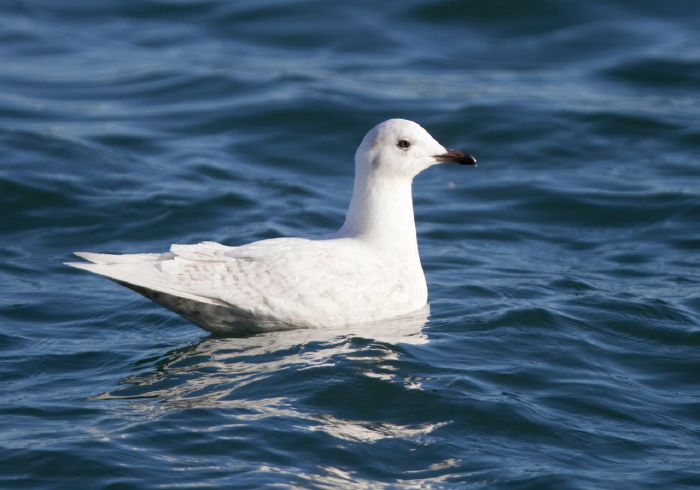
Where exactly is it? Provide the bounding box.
[98,305,430,407]
[95,307,461,485]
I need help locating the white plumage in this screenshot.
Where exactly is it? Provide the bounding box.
[67,119,476,333]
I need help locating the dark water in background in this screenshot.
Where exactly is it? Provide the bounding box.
[1,0,699,488]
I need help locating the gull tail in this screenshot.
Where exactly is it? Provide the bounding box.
[66,252,226,307]
[69,251,172,265]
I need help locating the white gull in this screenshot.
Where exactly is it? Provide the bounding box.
[67,119,476,334]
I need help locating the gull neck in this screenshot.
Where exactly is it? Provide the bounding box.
[338,170,419,256]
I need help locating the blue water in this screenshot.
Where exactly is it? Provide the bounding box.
[1,1,699,488]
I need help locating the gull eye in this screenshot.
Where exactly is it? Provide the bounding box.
[397,139,411,150]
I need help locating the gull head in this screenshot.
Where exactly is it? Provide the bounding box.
[355,119,476,179]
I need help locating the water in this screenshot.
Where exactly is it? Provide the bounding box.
[1,0,699,488]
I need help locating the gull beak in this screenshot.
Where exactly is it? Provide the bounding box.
[434,148,477,166]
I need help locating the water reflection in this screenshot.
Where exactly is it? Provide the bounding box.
[92,306,460,486]
[97,305,430,407]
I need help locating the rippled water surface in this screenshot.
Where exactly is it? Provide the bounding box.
[1,1,699,488]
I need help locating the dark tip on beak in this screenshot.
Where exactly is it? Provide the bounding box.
[434,148,477,166]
